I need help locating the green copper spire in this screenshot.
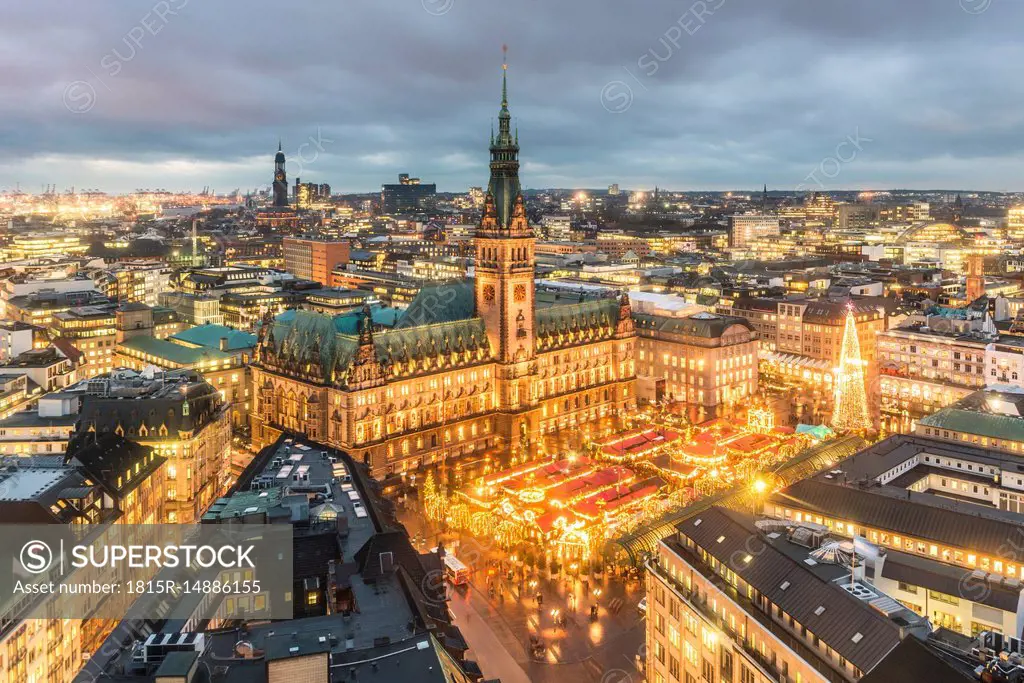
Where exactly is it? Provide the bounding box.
[485,48,521,231]
[501,44,508,108]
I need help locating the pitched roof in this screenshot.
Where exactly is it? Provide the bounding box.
[880,549,1022,612]
[633,312,753,339]
[861,635,973,683]
[919,392,1024,442]
[262,309,492,384]
[535,297,622,351]
[680,506,903,673]
[51,337,85,364]
[774,478,1024,554]
[397,281,475,327]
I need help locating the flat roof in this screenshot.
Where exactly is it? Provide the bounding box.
[0,468,72,502]
[169,324,257,351]
[814,434,1013,484]
[118,336,233,366]
[0,411,78,429]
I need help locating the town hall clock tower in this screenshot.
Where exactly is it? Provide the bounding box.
[474,57,540,451]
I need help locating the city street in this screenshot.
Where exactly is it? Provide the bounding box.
[400,506,647,683]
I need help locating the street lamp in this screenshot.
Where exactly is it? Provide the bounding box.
[751,477,768,517]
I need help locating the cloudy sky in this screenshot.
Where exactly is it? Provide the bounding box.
[2,0,1022,195]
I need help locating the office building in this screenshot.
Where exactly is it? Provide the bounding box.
[634,311,759,413]
[647,504,929,683]
[728,214,781,248]
[876,307,995,433]
[836,203,880,231]
[381,173,436,213]
[74,369,231,523]
[283,236,351,285]
[766,433,1024,638]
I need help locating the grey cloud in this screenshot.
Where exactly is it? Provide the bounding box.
[1,0,1022,193]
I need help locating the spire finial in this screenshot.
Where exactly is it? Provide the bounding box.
[501,44,508,107]
[278,139,282,152]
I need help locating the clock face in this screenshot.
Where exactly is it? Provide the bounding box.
[275,172,285,181]
[483,284,496,303]
[514,284,527,302]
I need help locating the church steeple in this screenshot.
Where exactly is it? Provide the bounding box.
[273,141,288,208]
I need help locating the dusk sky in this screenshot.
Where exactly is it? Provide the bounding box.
[3,0,1022,195]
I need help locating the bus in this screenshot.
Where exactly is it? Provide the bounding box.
[443,554,471,586]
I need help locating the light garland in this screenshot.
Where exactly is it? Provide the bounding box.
[832,307,872,433]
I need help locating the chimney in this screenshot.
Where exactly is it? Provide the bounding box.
[219,336,228,351]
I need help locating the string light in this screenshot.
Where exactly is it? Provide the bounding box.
[832,306,872,433]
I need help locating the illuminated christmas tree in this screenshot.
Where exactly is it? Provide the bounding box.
[832,305,871,433]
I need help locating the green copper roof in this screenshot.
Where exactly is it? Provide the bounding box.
[266,309,353,382]
[263,306,493,384]
[535,298,621,344]
[203,488,284,521]
[376,318,490,366]
[333,306,402,334]
[919,407,1024,442]
[397,282,475,327]
[170,324,257,351]
[119,336,233,367]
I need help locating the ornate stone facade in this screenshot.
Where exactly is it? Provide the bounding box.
[250,69,637,476]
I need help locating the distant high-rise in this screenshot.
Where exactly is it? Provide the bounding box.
[272,142,288,208]
[381,173,436,213]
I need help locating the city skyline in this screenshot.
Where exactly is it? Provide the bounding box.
[3,0,1024,194]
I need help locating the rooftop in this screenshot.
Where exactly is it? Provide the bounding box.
[633,311,754,340]
[168,323,257,352]
[672,506,918,674]
[919,389,1024,443]
[118,335,234,367]
[88,435,471,682]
